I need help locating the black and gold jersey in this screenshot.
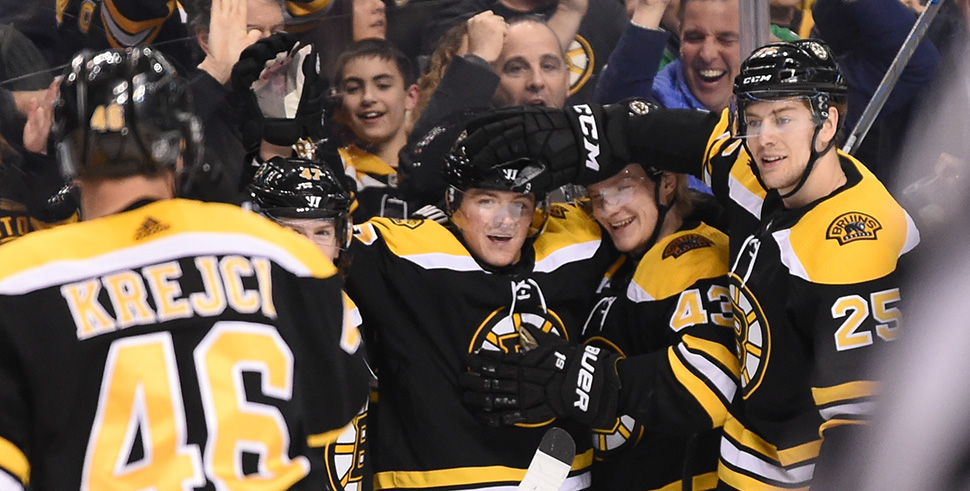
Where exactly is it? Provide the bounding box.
[55,0,333,68]
[323,294,375,491]
[344,203,617,490]
[0,198,76,245]
[584,222,737,491]
[0,198,369,489]
[699,111,920,490]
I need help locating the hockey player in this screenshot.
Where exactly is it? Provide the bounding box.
[462,159,737,490]
[581,163,735,490]
[0,46,369,489]
[341,124,618,490]
[249,157,374,491]
[249,157,357,263]
[456,39,919,489]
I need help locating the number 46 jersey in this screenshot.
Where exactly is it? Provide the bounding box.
[0,199,370,490]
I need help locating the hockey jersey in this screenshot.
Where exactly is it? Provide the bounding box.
[344,203,617,490]
[698,111,920,489]
[323,293,375,491]
[339,145,407,221]
[0,198,370,489]
[584,221,737,491]
[0,198,76,245]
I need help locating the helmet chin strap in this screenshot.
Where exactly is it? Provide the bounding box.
[777,123,838,201]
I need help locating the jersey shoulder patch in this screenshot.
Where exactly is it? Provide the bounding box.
[778,157,920,285]
[629,222,730,301]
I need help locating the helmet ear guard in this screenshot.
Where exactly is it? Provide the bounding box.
[53,47,202,181]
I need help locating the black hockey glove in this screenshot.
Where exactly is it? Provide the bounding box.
[231,32,326,147]
[461,324,622,429]
[457,103,634,189]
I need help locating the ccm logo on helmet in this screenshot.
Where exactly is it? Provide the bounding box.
[574,345,602,412]
[742,74,772,85]
[573,105,601,171]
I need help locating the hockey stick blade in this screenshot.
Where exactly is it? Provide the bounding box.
[518,427,576,491]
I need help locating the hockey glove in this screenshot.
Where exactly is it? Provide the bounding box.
[231,32,326,147]
[461,324,622,429]
[457,103,634,189]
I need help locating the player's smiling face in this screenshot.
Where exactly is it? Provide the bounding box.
[679,0,740,112]
[587,164,658,256]
[453,189,536,268]
[741,99,820,194]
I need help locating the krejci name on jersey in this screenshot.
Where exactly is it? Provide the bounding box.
[61,255,276,340]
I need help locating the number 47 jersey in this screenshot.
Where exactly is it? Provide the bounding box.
[0,199,370,490]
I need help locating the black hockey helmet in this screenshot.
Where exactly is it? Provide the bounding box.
[53,46,203,179]
[444,147,550,197]
[734,39,847,135]
[249,156,357,247]
[733,39,847,198]
[444,125,551,237]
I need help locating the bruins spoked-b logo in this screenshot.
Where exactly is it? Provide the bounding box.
[325,404,369,491]
[826,212,882,245]
[729,276,770,399]
[566,35,594,96]
[469,279,568,354]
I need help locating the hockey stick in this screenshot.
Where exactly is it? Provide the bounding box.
[841,0,946,155]
[518,427,576,491]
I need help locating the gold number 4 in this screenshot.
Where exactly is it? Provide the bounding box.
[82,322,309,488]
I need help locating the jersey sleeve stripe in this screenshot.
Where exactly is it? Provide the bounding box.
[692,471,718,491]
[717,459,811,491]
[372,461,592,490]
[675,341,737,404]
[681,334,740,379]
[0,437,28,485]
[668,349,726,426]
[719,436,815,487]
[811,381,877,406]
[0,232,332,295]
[307,426,346,448]
[0,468,24,491]
[723,417,821,467]
[902,209,920,255]
[818,418,867,437]
[818,401,876,422]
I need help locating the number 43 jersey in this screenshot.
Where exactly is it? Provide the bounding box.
[0,199,370,490]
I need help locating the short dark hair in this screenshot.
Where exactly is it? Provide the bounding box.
[335,39,416,87]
